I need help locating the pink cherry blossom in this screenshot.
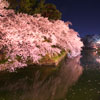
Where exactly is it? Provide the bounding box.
[0,0,83,71]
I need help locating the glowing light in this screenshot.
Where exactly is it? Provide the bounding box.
[96,41,100,44]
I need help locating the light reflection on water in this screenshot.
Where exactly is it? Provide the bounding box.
[0,50,100,100]
[81,50,100,70]
[66,50,100,100]
[0,56,82,100]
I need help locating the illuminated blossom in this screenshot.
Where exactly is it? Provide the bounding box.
[0,1,83,70]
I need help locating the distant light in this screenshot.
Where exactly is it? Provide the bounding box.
[96,41,100,44]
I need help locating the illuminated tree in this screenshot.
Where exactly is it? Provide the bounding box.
[0,0,83,70]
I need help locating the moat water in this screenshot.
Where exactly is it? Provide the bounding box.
[0,50,100,100]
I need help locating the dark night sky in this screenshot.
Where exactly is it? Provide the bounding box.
[46,0,100,37]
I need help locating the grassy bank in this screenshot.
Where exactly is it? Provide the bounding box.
[38,50,67,66]
[0,50,67,71]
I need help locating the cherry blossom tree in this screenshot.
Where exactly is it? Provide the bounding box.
[0,0,83,71]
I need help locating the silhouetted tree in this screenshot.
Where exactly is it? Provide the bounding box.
[41,3,62,20]
[7,0,37,14]
[6,0,62,20]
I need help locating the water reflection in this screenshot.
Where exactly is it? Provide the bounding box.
[0,56,83,100]
[81,50,100,70]
[66,50,100,100]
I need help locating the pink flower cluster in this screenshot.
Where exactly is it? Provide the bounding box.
[0,0,83,70]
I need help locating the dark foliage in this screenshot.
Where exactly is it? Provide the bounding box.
[6,0,62,20]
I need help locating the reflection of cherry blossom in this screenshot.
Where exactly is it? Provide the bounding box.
[96,58,100,63]
[0,56,83,100]
[0,1,83,70]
